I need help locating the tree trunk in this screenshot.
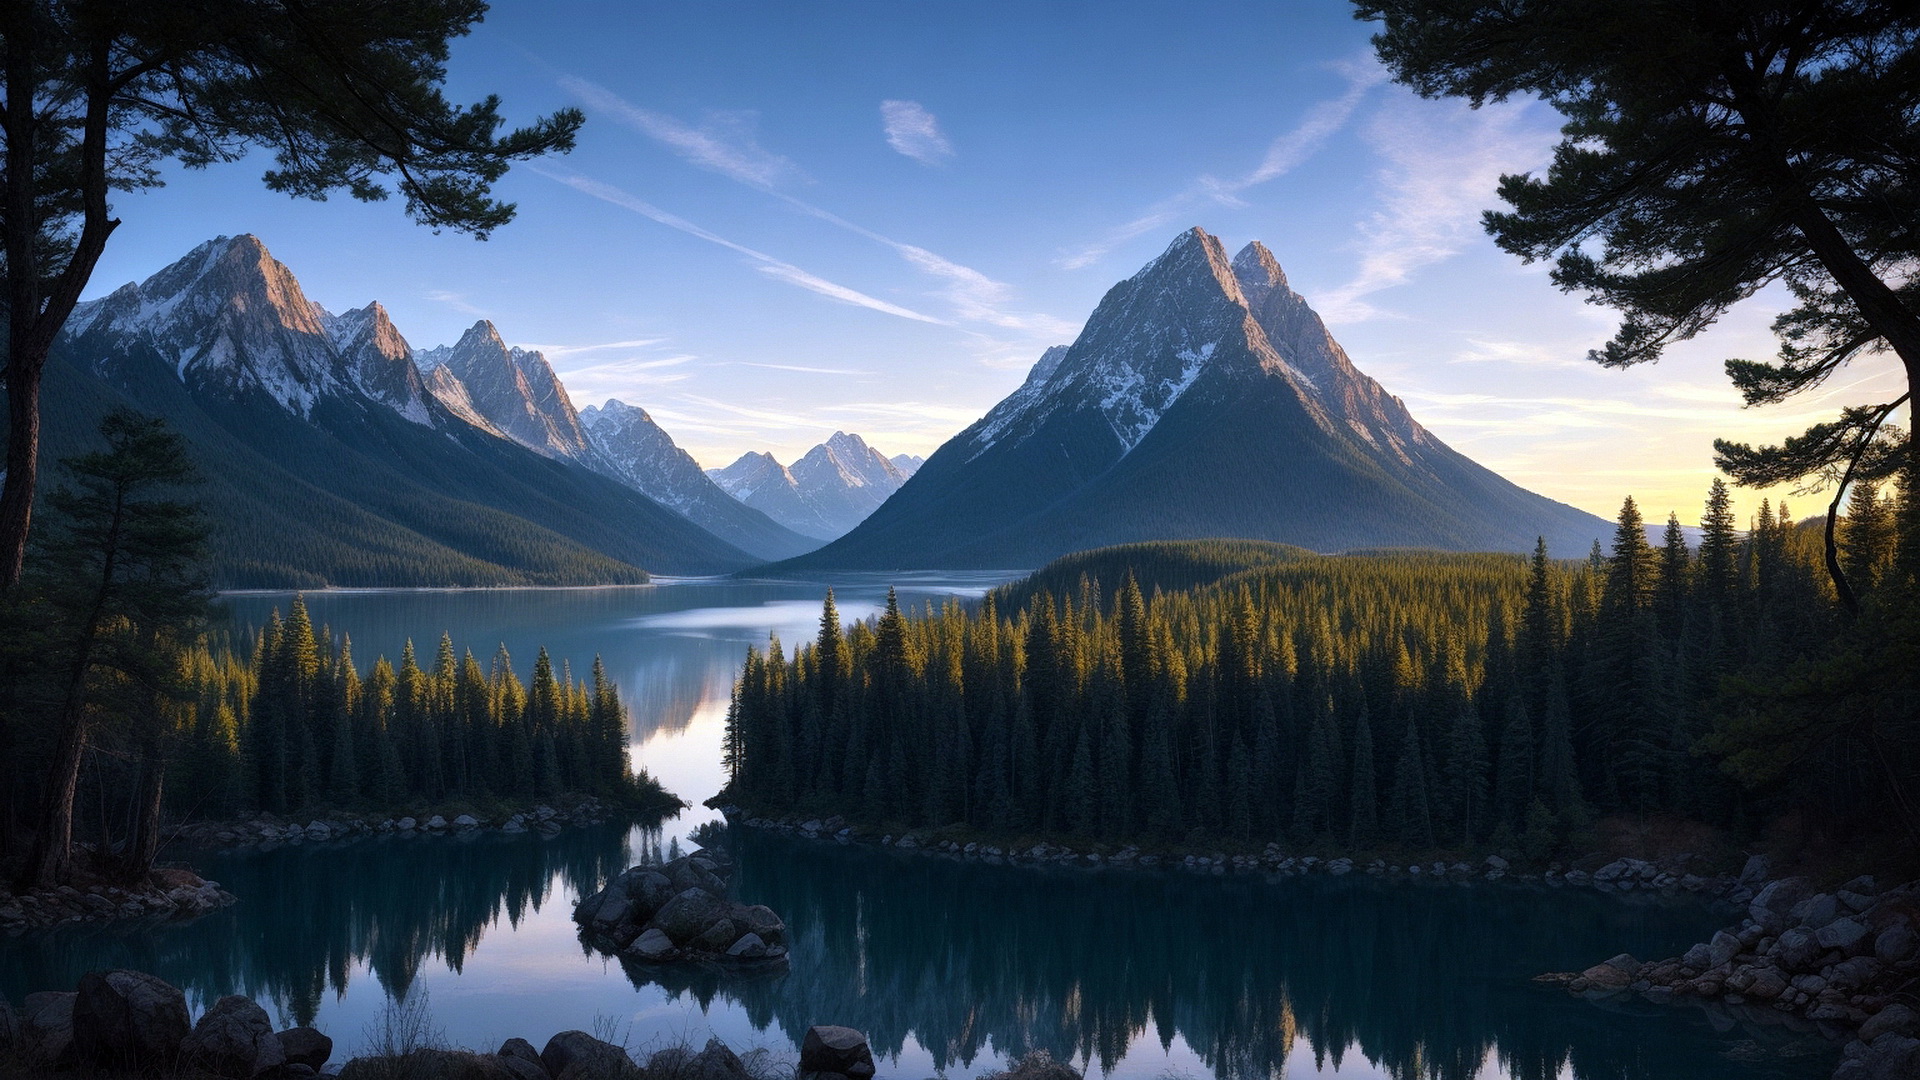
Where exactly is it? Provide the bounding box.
[26,697,88,887]
[123,732,167,884]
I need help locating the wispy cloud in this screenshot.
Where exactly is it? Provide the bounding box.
[735,361,874,375]
[1059,55,1387,270]
[538,168,948,325]
[424,289,486,316]
[556,77,1069,338]
[513,338,668,358]
[880,100,954,165]
[1312,93,1558,323]
[559,76,794,188]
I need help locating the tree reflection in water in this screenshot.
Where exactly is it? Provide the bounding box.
[0,826,1834,1080]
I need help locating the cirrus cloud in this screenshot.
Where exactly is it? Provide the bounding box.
[881,100,955,165]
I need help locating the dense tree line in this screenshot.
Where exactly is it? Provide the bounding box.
[164,595,673,821]
[1,410,673,889]
[723,477,1919,855]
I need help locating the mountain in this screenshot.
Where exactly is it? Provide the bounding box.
[416,321,592,460]
[783,227,1610,570]
[890,453,925,476]
[32,235,764,586]
[577,399,820,560]
[707,432,915,540]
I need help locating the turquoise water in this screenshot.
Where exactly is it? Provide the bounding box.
[0,578,1835,1079]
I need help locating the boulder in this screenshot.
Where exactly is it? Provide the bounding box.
[619,870,675,916]
[1874,923,1916,964]
[1860,1004,1920,1044]
[540,1030,631,1079]
[687,1037,755,1080]
[500,1055,549,1080]
[1773,927,1821,970]
[1746,968,1787,1001]
[1792,893,1841,928]
[629,928,676,961]
[453,815,480,829]
[1750,878,1812,931]
[801,1026,875,1080]
[694,917,739,952]
[183,995,286,1078]
[649,888,726,945]
[278,1027,334,1071]
[499,1038,545,1073]
[1576,957,1636,992]
[1708,930,1742,967]
[1849,1034,1920,1080]
[665,859,726,897]
[726,933,768,959]
[425,816,449,831]
[1738,854,1772,886]
[21,991,76,1068]
[1830,956,1882,991]
[1818,917,1873,952]
[72,968,191,1068]
[736,904,786,945]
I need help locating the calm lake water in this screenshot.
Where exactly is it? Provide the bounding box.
[0,576,1834,1079]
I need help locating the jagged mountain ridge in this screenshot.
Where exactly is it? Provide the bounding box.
[44,235,767,585]
[416,322,593,461]
[708,431,916,540]
[783,227,1610,569]
[578,399,819,560]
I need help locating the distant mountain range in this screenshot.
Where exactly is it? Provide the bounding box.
[25,235,839,586]
[708,432,920,540]
[782,227,1610,570]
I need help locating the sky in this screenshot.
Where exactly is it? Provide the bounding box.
[81,1,1908,529]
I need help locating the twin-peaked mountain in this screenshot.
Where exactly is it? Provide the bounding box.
[708,432,918,540]
[788,227,1609,570]
[34,235,816,586]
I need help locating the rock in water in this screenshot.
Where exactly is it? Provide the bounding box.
[278,1027,334,1071]
[539,1030,631,1079]
[73,969,190,1068]
[800,1025,875,1080]
[183,995,285,1078]
[21,991,77,1068]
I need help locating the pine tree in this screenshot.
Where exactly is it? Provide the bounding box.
[1388,722,1434,849]
[1841,481,1895,594]
[1348,703,1378,848]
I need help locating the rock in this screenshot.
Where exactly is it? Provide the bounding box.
[665,859,726,897]
[1749,878,1812,932]
[1746,968,1787,1000]
[1818,917,1873,952]
[182,995,286,1078]
[279,1027,333,1071]
[73,968,191,1068]
[540,1030,631,1079]
[629,928,676,961]
[1773,927,1821,970]
[1577,957,1636,992]
[687,1037,754,1080]
[1792,893,1841,928]
[1874,923,1916,964]
[261,1064,318,1080]
[21,991,76,1068]
[1484,855,1509,871]
[397,817,417,831]
[801,1025,875,1080]
[1708,930,1742,967]
[1859,1004,1919,1044]
[1839,890,1877,913]
[621,870,675,915]
[736,904,786,945]
[1851,1034,1920,1080]
[694,917,739,952]
[649,888,726,945]
[453,815,480,829]
[1830,956,1882,990]
[726,932,768,959]
[425,815,449,830]
[1682,943,1713,970]
[1738,854,1772,886]
[499,1039,544,1070]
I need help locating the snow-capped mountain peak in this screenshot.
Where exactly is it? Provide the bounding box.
[64,234,347,417]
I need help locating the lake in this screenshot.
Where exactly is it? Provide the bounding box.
[0,576,1834,1079]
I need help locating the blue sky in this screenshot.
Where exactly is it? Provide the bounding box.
[83,1,1905,527]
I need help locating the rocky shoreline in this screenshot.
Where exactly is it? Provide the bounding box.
[725,808,1749,898]
[168,794,625,852]
[0,966,1076,1080]
[1544,857,1920,1080]
[1,797,627,937]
